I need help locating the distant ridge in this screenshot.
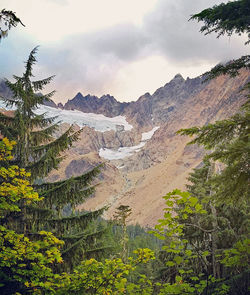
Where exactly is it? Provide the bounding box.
[63,92,127,117]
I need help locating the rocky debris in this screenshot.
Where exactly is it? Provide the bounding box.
[70,126,141,156]
[81,70,250,226]
[2,70,249,226]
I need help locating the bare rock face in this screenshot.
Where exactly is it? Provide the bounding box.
[70,126,141,155]
[64,92,128,117]
[2,70,249,227]
[0,80,12,98]
[75,70,250,226]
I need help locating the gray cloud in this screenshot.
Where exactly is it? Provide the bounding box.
[1,0,248,102]
[88,24,150,61]
[143,0,247,63]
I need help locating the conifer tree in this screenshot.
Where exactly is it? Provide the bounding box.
[180,0,250,203]
[178,100,249,202]
[185,161,249,278]
[113,205,132,262]
[0,47,106,270]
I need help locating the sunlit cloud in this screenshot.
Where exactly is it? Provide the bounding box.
[0,0,248,103]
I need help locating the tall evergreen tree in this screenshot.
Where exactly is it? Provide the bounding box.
[0,47,106,270]
[186,160,249,277]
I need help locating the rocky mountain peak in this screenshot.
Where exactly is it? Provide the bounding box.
[174,73,184,80]
[64,91,126,117]
[74,92,84,99]
[100,94,117,103]
[165,73,185,87]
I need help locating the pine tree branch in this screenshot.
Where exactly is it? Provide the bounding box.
[0,122,17,139]
[26,150,64,179]
[38,90,56,102]
[30,123,59,146]
[36,165,101,191]
[41,186,96,209]
[29,113,58,129]
[48,208,106,233]
[61,229,106,242]
[32,126,82,157]
[32,76,55,92]
[0,111,14,122]
[190,0,250,43]
[203,56,250,80]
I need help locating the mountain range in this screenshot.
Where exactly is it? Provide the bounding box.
[0,69,249,226]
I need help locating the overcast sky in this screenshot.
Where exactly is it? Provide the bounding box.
[0,0,248,103]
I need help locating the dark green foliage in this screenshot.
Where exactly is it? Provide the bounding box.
[178,100,250,202]
[186,161,249,268]
[190,0,250,80]
[0,9,24,40]
[190,0,250,43]
[204,56,250,80]
[127,224,163,253]
[0,48,106,270]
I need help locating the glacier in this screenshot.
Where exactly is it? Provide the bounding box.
[0,101,133,132]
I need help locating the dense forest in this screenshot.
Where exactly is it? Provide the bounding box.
[0,0,249,294]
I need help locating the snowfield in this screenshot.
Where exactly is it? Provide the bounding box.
[141,126,160,141]
[0,102,133,132]
[0,100,160,160]
[99,126,160,160]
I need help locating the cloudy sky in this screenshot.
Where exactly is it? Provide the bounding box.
[0,0,248,103]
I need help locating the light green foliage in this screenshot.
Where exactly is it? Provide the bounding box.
[221,239,250,269]
[54,248,155,295]
[0,139,41,215]
[152,189,232,295]
[0,139,157,295]
[0,139,63,294]
[153,189,206,239]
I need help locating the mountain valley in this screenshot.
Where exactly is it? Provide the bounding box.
[1,70,249,226]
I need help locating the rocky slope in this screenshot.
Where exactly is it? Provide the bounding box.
[62,73,206,129]
[1,71,249,226]
[64,92,128,117]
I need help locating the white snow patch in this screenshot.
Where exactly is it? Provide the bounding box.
[99,142,145,160]
[99,126,160,160]
[141,126,160,141]
[0,102,133,133]
[0,101,14,111]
